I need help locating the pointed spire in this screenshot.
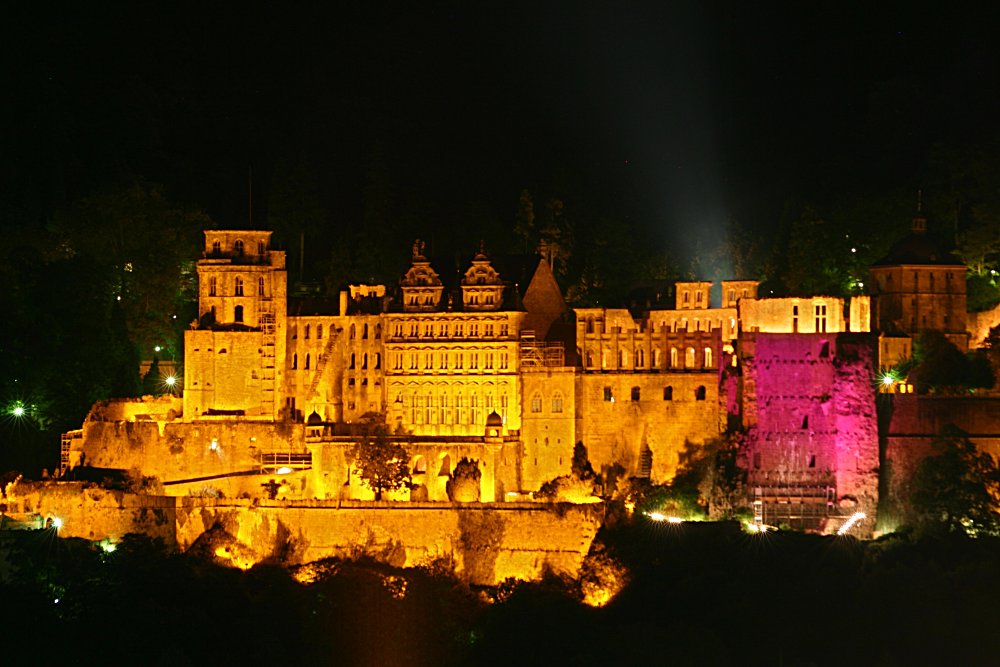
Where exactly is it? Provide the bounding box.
[912,189,927,234]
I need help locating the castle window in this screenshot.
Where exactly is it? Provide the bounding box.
[316,324,323,339]
[209,277,217,296]
[234,277,244,296]
[663,386,673,401]
[413,456,427,474]
[375,323,381,339]
[234,239,245,256]
[802,416,809,429]
[617,350,625,367]
[363,323,369,339]
[670,348,679,368]
[424,324,432,337]
[636,349,645,367]
[695,386,706,400]
[500,322,509,337]
[234,305,244,323]
[292,354,298,370]
[485,323,494,337]
[586,351,594,367]
[212,240,221,255]
[531,393,542,413]
[485,353,493,369]
[631,386,641,401]
[704,347,713,368]
[470,353,478,369]
[305,354,311,370]
[814,303,827,333]
[349,353,355,369]
[552,393,563,413]
[304,325,310,339]
[362,353,368,369]
[696,291,703,305]
[470,323,479,337]
[685,347,696,368]
[586,318,594,333]
[257,276,264,295]
[350,324,356,340]
[808,454,816,468]
[728,289,736,305]
[683,291,690,305]
[792,305,799,333]
[257,241,265,255]
[375,353,381,369]
[603,387,613,402]
[500,352,508,369]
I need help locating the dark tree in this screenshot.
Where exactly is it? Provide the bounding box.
[351,421,409,501]
[908,426,1000,536]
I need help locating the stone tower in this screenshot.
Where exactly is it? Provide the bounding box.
[183,230,288,420]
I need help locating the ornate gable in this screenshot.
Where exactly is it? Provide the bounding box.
[400,240,444,312]
[461,243,504,311]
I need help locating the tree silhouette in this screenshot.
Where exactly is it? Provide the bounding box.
[351,420,409,501]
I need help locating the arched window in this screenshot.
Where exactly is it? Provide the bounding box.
[211,240,221,255]
[438,454,451,476]
[258,276,265,295]
[375,353,381,369]
[349,324,356,340]
[234,305,244,323]
[685,347,695,368]
[586,351,594,367]
[670,347,679,368]
[654,348,662,367]
[292,354,298,370]
[695,386,706,400]
[663,386,673,401]
[363,323,369,339]
[209,277,217,296]
[631,386,641,401]
[234,277,244,296]
[704,347,713,368]
[551,392,563,413]
[304,325,310,339]
[413,456,427,474]
[316,324,323,339]
[257,241,265,255]
[349,353,355,369]
[531,393,542,413]
[234,239,245,256]
[362,353,368,369]
[375,323,382,339]
[586,318,594,334]
[636,349,645,367]
[305,354,311,370]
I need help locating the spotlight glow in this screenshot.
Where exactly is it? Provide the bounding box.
[12,406,25,417]
[838,511,867,535]
[881,375,894,386]
[164,375,176,387]
[647,512,667,522]
[276,466,293,475]
[52,517,63,529]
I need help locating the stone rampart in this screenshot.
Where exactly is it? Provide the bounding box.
[6,483,603,586]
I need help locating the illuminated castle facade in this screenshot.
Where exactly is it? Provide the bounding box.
[72,219,1000,535]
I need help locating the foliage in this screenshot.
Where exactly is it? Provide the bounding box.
[351,421,410,501]
[907,426,1000,537]
[537,442,598,502]
[909,331,994,393]
[637,434,748,520]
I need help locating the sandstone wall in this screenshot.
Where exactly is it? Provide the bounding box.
[575,372,721,482]
[9,483,604,586]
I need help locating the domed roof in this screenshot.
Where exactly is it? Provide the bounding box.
[307,411,323,425]
[485,411,503,427]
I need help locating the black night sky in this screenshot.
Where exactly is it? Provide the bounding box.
[5,2,1000,262]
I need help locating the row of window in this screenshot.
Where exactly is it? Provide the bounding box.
[208,275,267,297]
[529,393,565,413]
[390,320,510,339]
[791,304,828,333]
[210,239,266,256]
[585,346,714,369]
[584,318,735,334]
[603,386,706,401]
[390,351,510,371]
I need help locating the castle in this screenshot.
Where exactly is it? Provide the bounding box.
[57,213,993,537]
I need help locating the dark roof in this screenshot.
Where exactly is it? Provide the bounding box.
[873,232,963,267]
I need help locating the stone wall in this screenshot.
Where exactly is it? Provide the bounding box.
[575,372,721,482]
[6,482,604,586]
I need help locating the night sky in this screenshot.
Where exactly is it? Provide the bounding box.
[4,2,1000,265]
